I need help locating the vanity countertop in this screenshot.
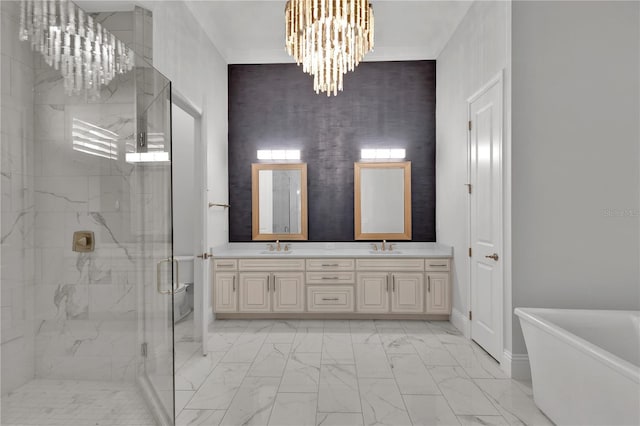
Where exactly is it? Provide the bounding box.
[210,242,452,259]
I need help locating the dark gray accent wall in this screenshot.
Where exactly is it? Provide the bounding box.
[228,60,436,242]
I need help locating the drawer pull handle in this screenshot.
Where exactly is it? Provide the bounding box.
[233,275,236,292]
[218,263,235,267]
[321,263,340,267]
[428,276,431,292]
[430,264,447,267]
[322,298,339,301]
[321,276,340,280]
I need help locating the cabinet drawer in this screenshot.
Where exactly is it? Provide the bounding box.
[425,259,450,272]
[306,259,355,271]
[306,271,355,285]
[356,258,424,271]
[214,259,238,270]
[307,286,354,312]
[238,258,305,271]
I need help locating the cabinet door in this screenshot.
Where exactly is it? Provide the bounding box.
[273,272,304,312]
[214,272,237,312]
[426,273,450,315]
[356,272,389,313]
[239,272,271,312]
[391,272,424,313]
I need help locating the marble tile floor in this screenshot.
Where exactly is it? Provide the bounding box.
[175,320,553,426]
[1,379,156,426]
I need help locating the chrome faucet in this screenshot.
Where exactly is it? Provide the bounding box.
[371,243,378,251]
[276,240,281,251]
[381,240,387,251]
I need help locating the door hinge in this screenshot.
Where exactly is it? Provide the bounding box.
[141,342,148,358]
[469,311,472,321]
[468,120,472,131]
[465,183,472,194]
[468,247,472,257]
[137,131,147,148]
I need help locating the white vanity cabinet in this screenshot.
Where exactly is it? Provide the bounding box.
[306,259,355,312]
[214,272,238,312]
[213,253,450,319]
[390,272,424,313]
[213,259,239,312]
[238,272,305,313]
[356,260,424,314]
[425,259,451,315]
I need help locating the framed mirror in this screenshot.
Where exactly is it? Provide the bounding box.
[354,161,412,240]
[252,163,308,240]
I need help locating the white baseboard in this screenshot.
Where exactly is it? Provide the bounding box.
[450,308,470,338]
[503,350,531,380]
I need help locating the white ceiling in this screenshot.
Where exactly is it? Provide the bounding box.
[77,1,473,64]
[185,1,473,63]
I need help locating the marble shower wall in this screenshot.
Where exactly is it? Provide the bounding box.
[0,0,37,396]
[31,12,142,382]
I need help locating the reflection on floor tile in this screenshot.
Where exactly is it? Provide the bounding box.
[175,320,549,426]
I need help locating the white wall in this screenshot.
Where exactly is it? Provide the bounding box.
[1,0,36,394]
[147,0,229,249]
[172,105,195,256]
[436,0,510,344]
[511,1,640,355]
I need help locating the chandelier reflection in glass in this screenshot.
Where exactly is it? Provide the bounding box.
[285,0,374,96]
[18,0,135,98]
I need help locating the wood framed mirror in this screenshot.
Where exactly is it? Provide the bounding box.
[252,163,308,240]
[354,161,412,240]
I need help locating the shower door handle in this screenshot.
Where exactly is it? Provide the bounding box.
[156,258,179,295]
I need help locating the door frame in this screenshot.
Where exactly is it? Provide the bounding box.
[466,70,505,365]
[171,88,208,355]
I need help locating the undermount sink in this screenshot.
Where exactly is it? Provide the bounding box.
[369,250,403,255]
[260,250,293,255]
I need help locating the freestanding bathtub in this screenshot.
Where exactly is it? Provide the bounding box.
[515,308,640,426]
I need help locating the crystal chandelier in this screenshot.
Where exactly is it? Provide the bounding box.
[285,0,374,96]
[18,0,135,99]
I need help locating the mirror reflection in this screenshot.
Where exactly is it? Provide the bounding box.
[252,163,308,240]
[355,161,412,240]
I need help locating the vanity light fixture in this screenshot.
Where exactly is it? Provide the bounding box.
[257,150,301,161]
[361,148,406,160]
[285,0,374,96]
[18,0,135,98]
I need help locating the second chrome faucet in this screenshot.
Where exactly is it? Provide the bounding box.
[371,240,395,252]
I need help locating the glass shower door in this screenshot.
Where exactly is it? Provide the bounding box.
[133,68,175,423]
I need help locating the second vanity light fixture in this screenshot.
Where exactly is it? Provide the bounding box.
[285,0,374,96]
[361,148,406,160]
[257,150,301,160]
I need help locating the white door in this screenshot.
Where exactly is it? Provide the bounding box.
[172,91,208,356]
[273,272,305,312]
[468,74,503,361]
[356,272,389,313]
[390,273,424,313]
